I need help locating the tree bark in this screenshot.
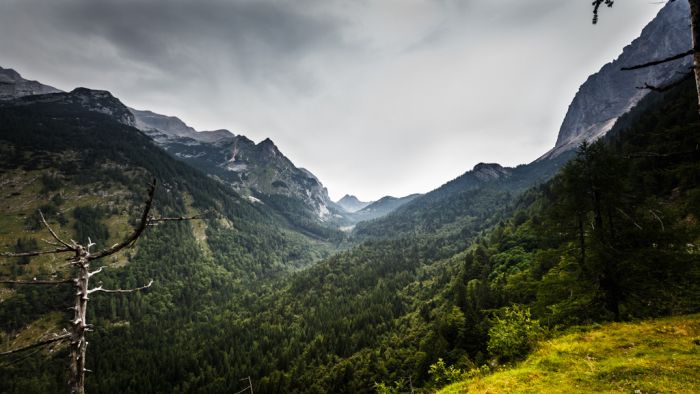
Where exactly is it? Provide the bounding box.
[691,0,700,114]
[69,251,90,394]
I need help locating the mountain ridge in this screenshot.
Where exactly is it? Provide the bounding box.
[539,0,691,160]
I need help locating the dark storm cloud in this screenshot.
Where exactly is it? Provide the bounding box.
[0,0,664,200]
[3,0,347,91]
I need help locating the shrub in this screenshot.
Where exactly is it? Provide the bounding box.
[487,305,543,362]
[428,358,463,387]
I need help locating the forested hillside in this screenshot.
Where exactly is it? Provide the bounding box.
[0,93,336,392]
[0,74,698,394]
[175,78,697,393]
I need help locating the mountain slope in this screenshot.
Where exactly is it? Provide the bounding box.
[540,0,692,159]
[337,194,371,213]
[351,193,421,222]
[129,108,350,237]
[440,314,700,394]
[0,66,61,100]
[0,86,339,393]
[352,156,570,253]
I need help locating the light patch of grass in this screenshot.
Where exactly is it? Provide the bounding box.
[440,314,700,394]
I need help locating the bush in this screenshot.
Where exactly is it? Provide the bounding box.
[428,358,463,387]
[487,305,543,362]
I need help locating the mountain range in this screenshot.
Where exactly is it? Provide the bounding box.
[0,1,696,392]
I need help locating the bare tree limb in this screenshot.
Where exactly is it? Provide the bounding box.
[0,333,70,356]
[1,247,74,258]
[0,279,73,285]
[88,179,157,260]
[649,209,665,231]
[592,0,615,25]
[39,210,75,250]
[636,71,695,92]
[621,49,694,71]
[615,207,643,230]
[88,280,154,294]
[88,266,104,278]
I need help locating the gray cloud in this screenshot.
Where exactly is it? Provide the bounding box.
[0,0,664,200]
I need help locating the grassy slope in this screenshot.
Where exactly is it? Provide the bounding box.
[440,314,700,393]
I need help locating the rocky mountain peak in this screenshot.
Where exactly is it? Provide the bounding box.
[472,162,511,181]
[337,194,371,213]
[67,88,135,126]
[0,66,62,100]
[540,0,691,160]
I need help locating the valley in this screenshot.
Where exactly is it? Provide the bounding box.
[0,1,698,393]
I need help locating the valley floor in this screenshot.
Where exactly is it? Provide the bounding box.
[440,314,700,394]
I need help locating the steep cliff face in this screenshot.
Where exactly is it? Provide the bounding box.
[0,66,61,100]
[541,0,691,160]
[130,108,346,224]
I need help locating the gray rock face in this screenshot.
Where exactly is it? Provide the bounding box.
[541,0,692,160]
[131,108,235,143]
[0,66,62,100]
[129,107,343,222]
[472,162,512,182]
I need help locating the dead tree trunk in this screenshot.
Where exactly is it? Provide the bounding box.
[690,0,700,113]
[0,179,199,394]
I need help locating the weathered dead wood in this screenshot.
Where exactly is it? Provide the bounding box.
[88,178,156,261]
[0,178,197,394]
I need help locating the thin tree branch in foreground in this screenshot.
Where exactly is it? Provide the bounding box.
[0,279,73,285]
[0,247,74,258]
[39,210,75,250]
[636,71,695,92]
[0,333,70,356]
[88,280,154,294]
[621,49,694,71]
[88,179,157,260]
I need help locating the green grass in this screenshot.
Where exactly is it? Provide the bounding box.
[439,314,700,394]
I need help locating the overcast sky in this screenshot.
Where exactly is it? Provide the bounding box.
[0,0,663,201]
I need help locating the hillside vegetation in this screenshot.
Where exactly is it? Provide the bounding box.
[0,66,698,394]
[440,314,700,394]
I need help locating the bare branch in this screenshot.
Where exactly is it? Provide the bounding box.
[88,266,104,278]
[88,280,154,294]
[39,210,74,250]
[1,247,74,258]
[0,333,70,356]
[0,278,73,285]
[592,0,614,25]
[621,49,694,71]
[615,207,643,230]
[636,71,694,92]
[89,179,157,260]
[649,209,665,231]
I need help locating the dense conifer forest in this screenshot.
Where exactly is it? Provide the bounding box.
[0,71,697,393]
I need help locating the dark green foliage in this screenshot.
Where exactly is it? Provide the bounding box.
[13,237,38,265]
[486,305,543,362]
[73,206,110,247]
[0,81,698,393]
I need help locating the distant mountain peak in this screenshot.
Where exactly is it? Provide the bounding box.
[337,194,370,213]
[0,65,62,100]
[472,162,510,181]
